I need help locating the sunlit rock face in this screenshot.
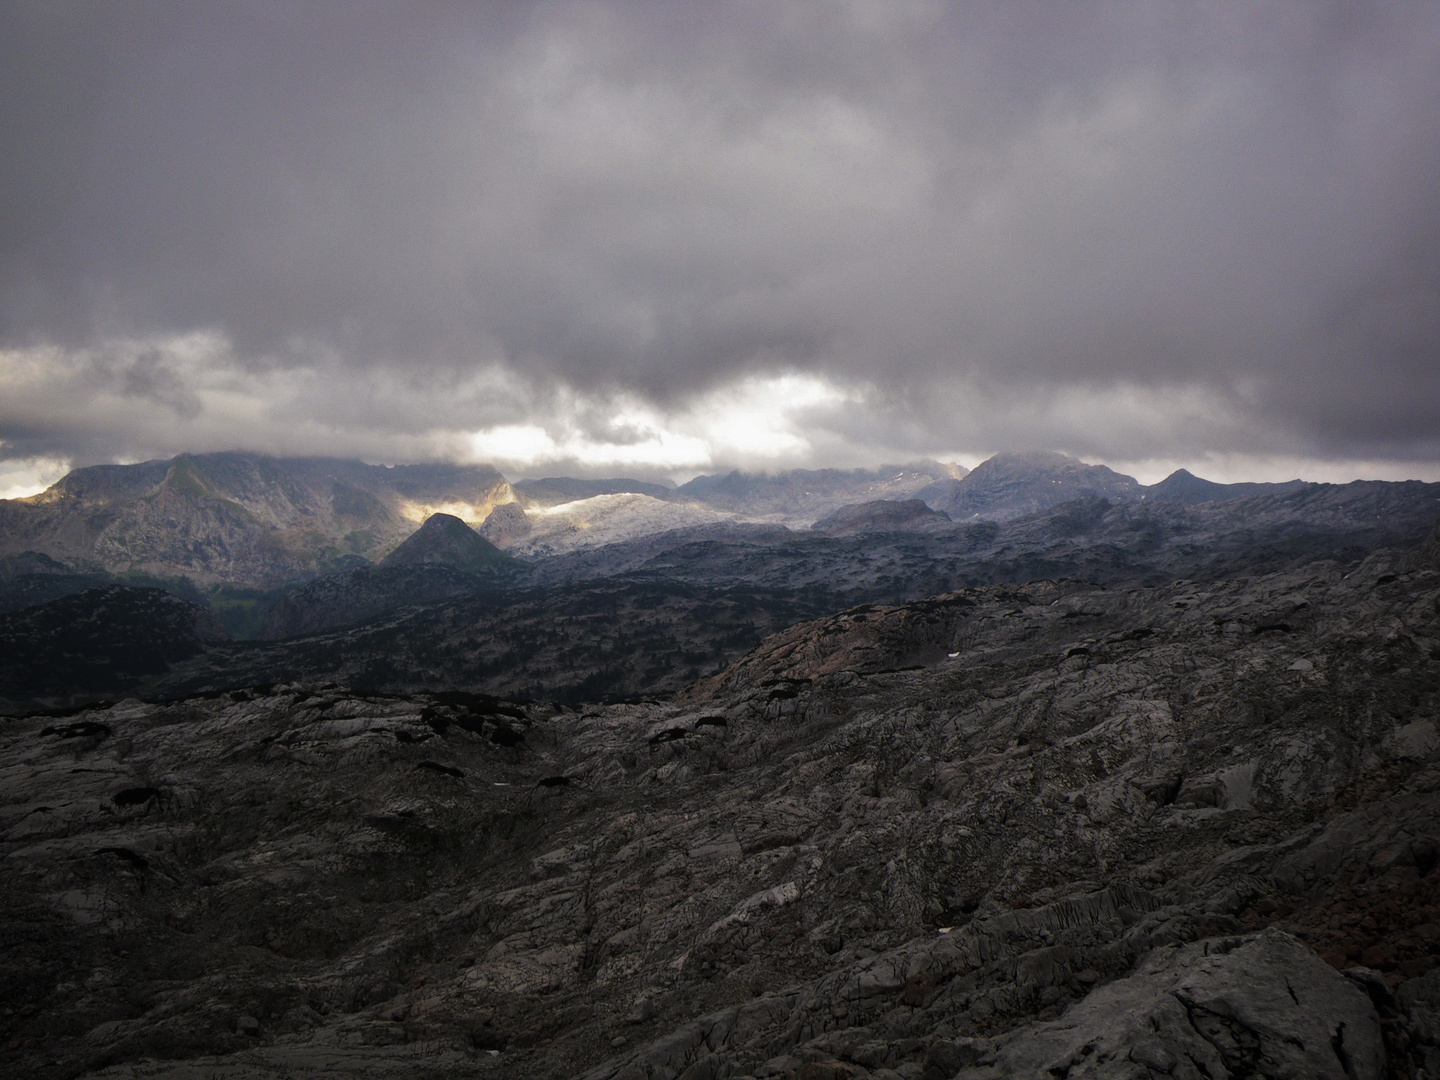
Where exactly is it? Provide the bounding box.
[476,502,533,548]
[2,541,1438,1079]
[506,493,735,558]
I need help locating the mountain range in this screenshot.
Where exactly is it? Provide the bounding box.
[0,450,1328,596]
[0,451,1433,661]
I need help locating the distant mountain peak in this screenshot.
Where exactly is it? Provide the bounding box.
[916,452,1140,521]
[1147,468,1307,506]
[379,513,509,570]
[972,450,1134,479]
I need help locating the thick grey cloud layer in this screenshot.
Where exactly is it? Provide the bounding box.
[1,1,1437,477]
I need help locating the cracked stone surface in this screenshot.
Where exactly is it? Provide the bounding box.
[2,542,1440,1079]
[956,929,1382,1079]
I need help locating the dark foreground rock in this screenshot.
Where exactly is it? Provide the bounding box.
[1,544,1439,1079]
[167,579,832,704]
[258,564,505,639]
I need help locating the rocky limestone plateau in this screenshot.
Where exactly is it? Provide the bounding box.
[4,471,1440,715]
[3,538,1440,1079]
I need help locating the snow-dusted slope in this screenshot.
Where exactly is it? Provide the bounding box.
[506,492,734,557]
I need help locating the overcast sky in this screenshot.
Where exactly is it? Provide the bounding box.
[2,0,1438,494]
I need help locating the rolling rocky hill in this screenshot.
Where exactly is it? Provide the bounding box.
[0,551,208,615]
[1144,468,1307,506]
[811,500,952,537]
[2,538,1439,1078]
[256,566,512,641]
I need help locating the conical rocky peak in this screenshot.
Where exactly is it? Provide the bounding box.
[379,512,509,570]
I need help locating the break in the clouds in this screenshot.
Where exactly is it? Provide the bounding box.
[2,1,1438,487]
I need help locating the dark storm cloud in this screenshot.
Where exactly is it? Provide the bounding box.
[1,0,1437,471]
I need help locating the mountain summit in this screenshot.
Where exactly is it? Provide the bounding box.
[917,451,1140,520]
[379,513,509,571]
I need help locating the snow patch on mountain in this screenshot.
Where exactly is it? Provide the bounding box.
[507,493,734,557]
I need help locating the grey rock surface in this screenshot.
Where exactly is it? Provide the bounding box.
[960,929,1382,1078]
[2,543,1439,1078]
[810,501,951,537]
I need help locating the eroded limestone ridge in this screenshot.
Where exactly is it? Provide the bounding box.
[2,543,1440,1079]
